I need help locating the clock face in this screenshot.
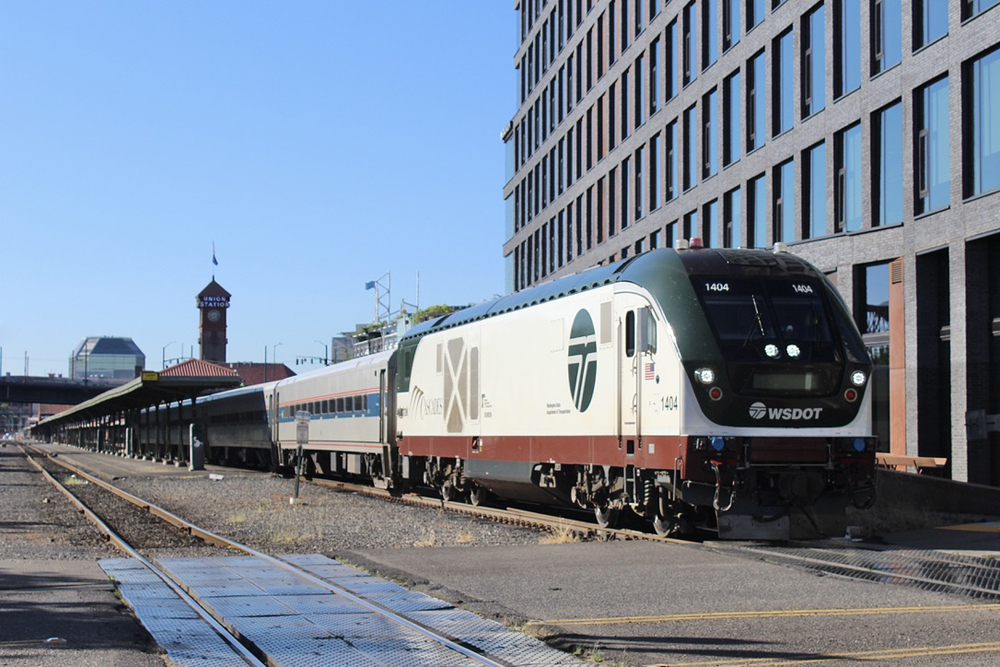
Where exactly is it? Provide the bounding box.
[207,309,221,323]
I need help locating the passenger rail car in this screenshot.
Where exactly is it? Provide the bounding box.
[180,245,875,540]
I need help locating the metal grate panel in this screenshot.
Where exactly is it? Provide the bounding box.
[349,636,481,666]
[462,631,585,665]
[739,543,1000,600]
[407,608,510,635]
[275,594,375,616]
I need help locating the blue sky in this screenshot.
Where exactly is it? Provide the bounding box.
[1,2,515,375]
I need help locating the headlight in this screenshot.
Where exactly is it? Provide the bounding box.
[786,344,801,358]
[695,367,715,384]
[765,344,780,358]
[851,370,867,386]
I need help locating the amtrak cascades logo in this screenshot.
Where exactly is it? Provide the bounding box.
[568,309,598,412]
[749,401,824,421]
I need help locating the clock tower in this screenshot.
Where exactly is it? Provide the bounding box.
[197,280,231,363]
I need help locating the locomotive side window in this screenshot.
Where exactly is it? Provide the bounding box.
[625,310,636,358]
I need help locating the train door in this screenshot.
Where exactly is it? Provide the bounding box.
[619,299,656,504]
[619,303,640,506]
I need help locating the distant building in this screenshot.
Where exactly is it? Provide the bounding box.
[69,337,145,383]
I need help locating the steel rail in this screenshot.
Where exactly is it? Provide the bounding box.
[24,445,510,667]
[19,446,264,667]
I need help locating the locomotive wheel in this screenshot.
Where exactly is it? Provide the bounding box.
[594,506,620,528]
[440,481,457,502]
[468,483,487,507]
[652,513,677,537]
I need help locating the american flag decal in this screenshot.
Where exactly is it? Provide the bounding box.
[644,362,656,380]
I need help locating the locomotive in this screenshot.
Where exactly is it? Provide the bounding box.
[204,244,876,540]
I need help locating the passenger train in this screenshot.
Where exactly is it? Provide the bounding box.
[190,244,876,540]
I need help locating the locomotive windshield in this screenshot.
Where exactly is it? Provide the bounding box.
[694,276,841,395]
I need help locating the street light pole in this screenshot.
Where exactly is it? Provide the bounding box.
[162,341,176,370]
[314,340,329,365]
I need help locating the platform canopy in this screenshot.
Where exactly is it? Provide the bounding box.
[32,359,242,434]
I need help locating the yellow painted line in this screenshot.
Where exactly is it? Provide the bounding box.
[938,522,1000,533]
[661,641,1000,665]
[528,603,1000,626]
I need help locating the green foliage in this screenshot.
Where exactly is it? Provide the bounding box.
[412,305,456,324]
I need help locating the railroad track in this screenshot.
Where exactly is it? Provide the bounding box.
[26,442,1000,615]
[19,444,579,666]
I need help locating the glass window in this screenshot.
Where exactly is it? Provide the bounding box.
[836,124,862,232]
[725,186,742,247]
[915,0,948,50]
[704,0,718,69]
[835,0,861,97]
[805,141,827,238]
[774,28,794,136]
[871,0,901,75]
[650,133,661,210]
[748,0,766,29]
[803,4,825,117]
[684,104,698,190]
[749,173,767,247]
[704,199,719,247]
[684,209,699,240]
[915,76,950,215]
[621,72,629,142]
[963,0,1000,19]
[873,101,903,226]
[748,50,766,151]
[703,88,718,178]
[666,20,678,100]
[774,159,795,244]
[650,37,660,115]
[622,157,631,229]
[666,119,679,201]
[724,70,741,166]
[723,0,741,51]
[968,47,1000,197]
[635,55,645,128]
[683,2,698,85]
[635,146,644,220]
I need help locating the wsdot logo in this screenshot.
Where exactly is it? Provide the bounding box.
[749,401,825,421]
[568,310,598,412]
